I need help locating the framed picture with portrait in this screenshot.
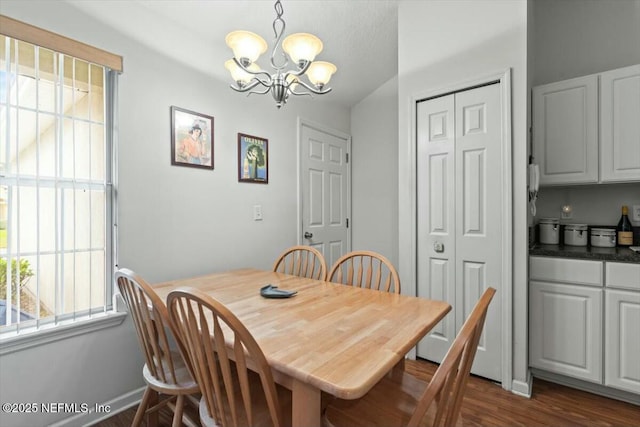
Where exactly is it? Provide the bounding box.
[170,106,214,169]
[237,133,268,184]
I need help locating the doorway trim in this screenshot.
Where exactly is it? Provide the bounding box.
[407,69,513,390]
[296,117,352,250]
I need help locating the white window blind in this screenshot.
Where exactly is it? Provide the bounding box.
[0,34,116,334]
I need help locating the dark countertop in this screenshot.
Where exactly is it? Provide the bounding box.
[529,244,640,263]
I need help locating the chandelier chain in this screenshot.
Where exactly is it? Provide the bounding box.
[270,0,287,70]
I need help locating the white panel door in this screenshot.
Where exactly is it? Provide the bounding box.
[417,94,457,361]
[454,85,502,381]
[417,83,503,381]
[300,121,351,269]
[533,75,598,185]
[605,289,640,394]
[600,64,640,183]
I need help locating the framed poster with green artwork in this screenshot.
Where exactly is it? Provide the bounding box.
[238,133,268,183]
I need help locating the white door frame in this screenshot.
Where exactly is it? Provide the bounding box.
[296,117,352,250]
[408,69,513,390]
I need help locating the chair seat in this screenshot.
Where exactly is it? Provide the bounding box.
[142,350,200,394]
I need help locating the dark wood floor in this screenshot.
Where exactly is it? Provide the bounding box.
[93,358,640,427]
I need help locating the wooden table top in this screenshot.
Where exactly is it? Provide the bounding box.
[153,268,451,400]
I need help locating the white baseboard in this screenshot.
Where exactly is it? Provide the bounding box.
[47,387,145,427]
[511,371,533,398]
[531,369,640,406]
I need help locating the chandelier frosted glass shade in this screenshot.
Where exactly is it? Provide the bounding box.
[305,61,337,88]
[225,60,261,87]
[225,31,268,65]
[224,0,337,108]
[282,33,323,66]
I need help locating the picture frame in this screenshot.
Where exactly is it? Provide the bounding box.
[238,133,269,184]
[170,106,214,169]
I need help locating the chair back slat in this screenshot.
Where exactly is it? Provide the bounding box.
[408,287,496,427]
[168,287,284,427]
[328,250,401,294]
[116,269,184,385]
[273,245,327,281]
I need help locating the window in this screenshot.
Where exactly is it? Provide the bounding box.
[0,31,117,335]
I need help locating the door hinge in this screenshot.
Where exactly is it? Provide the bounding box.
[346,153,349,163]
[346,218,349,228]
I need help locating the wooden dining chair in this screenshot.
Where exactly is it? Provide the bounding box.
[167,287,292,427]
[115,268,200,427]
[273,245,327,280]
[323,287,496,427]
[327,250,401,293]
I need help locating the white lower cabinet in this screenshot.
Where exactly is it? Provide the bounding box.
[530,257,640,396]
[529,258,603,383]
[604,263,640,394]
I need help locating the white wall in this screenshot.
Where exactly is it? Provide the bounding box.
[350,76,399,267]
[532,0,640,226]
[397,0,529,393]
[116,34,350,284]
[535,184,640,226]
[0,1,350,425]
[533,0,640,86]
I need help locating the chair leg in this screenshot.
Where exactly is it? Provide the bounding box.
[147,390,159,427]
[172,395,185,427]
[132,387,152,427]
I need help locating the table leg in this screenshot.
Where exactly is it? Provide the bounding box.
[388,357,406,379]
[292,379,321,427]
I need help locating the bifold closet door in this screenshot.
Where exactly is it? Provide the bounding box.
[417,83,503,382]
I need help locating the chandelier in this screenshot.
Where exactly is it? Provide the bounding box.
[224,0,337,109]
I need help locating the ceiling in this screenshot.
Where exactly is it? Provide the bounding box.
[66,0,399,108]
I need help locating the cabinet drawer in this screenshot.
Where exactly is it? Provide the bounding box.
[606,262,640,291]
[530,256,603,286]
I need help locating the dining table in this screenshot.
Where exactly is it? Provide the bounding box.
[153,268,451,427]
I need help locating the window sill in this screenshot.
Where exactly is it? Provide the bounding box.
[0,310,127,356]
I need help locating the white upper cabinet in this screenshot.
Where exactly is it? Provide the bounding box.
[533,74,599,185]
[533,64,640,186]
[600,64,640,183]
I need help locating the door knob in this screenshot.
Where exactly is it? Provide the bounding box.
[304,231,313,239]
[434,242,444,253]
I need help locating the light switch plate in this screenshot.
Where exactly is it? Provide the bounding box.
[632,205,640,222]
[253,205,263,221]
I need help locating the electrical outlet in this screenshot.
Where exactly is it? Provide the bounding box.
[632,205,640,222]
[253,205,263,221]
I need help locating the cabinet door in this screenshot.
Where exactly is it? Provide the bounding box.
[605,289,640,394]
[600,64,640,183]
[533,75,598,185]
[530,281,603,383]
